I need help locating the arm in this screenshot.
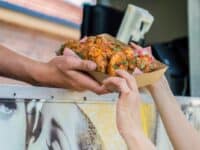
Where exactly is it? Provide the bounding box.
[148,77,200,150]
[103,70,156,150]
[0,44,47,84]
[0,44,106,94]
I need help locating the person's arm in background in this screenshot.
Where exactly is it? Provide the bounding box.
[148,77,200,150]
[103,70,156,150]
[0,44,106,94]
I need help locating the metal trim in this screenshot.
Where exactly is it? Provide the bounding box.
[0,84,118,103]
[1,84,200,104]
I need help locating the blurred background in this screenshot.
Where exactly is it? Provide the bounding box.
[0,0,199,97]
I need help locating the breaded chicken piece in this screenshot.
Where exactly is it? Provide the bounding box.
[58,39,79,55]
[63,39,80,52]
[143,60,162,73]
[88,47,108,72]
[136,55,154,72]
[108,52,128,76]
[123,47,136,72]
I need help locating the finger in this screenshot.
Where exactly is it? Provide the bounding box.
[71,85,85,92]
[130,42,142,49]
[97,85,110,94]
[66,70,106,94]
[80,36,88,43]
[116,70,138,91]
[63,48,79,57]
[101,84,113,93]
[58,56,97,71]
[133,68,143,75]
[103,77,130,93]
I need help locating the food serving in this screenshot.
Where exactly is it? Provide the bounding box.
[58,34,163,76]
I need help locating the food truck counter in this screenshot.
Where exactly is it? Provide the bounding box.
[0,84,200,150]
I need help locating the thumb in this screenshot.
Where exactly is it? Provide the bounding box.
[63,48,79,58]
[57,56,97,71]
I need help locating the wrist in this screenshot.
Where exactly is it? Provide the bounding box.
[123,130,149,149]
[147,77,175,106]
[148,77,171,95]
[29,61,55,86]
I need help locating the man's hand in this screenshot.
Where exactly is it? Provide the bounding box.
[34,49,107,94]
[0,45,106,94]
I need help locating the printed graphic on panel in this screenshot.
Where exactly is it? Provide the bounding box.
[0,100,104,150]
[1,98,200,150]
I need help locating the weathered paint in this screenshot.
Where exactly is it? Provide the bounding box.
[78,102,156,149]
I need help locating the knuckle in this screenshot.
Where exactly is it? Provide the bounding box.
[115,79,125,88]
[81,61,89,69]
[118,78,126,85]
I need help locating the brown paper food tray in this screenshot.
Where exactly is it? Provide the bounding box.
[88,66,167,88]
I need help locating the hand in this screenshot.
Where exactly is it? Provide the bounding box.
[102,70,142,139]
[102,70,156,150]
[34,49,107,94]
[129,42,143,49]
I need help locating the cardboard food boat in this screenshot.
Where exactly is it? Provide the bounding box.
[89,65,167,88]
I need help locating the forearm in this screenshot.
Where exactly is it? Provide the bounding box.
[0,45,49,85]
[124,131,156,150]
[149,78,200,150]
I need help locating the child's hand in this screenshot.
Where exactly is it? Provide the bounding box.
[102,70,142,139]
